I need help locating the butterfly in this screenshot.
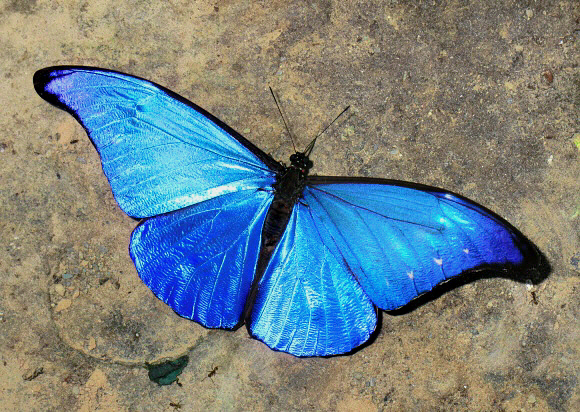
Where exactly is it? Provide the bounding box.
[34,66,540,357]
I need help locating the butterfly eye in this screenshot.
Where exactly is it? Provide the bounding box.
[290,154,297,162]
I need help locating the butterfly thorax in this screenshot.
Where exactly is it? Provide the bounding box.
[272,152,312,202]
[261,151,312,249]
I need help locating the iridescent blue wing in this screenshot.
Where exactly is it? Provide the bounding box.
[33,66,280,218]
[248,202,377,357]
[130,189,273,329]
[248,177,538,356]
[301,177,540,311]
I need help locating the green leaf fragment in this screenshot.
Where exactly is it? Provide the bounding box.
[146,355,189,386]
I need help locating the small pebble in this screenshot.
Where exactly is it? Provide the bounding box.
[54,299,72,312]
[542,69,554,84]
[525,9,534,19]
[54,284,66,297]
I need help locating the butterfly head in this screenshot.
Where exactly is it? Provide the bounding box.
[288,136,316,176]
[289,152,313,177]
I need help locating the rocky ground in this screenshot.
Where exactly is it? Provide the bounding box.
[1,1,578,410]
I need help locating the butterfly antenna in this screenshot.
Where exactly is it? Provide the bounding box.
[303,136,317,156]
[315,105,350,140]
[270,87,297,152]
[304,105,350,155]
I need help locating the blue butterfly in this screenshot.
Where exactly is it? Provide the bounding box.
[34,67,540,357]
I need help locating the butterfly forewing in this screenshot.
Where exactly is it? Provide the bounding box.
[33,67,277,218]
[303,179,539,310]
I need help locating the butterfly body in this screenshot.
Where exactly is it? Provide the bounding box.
[239,150,314,328]
[34,66,540,357]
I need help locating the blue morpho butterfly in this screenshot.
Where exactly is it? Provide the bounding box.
[34,66,540,357]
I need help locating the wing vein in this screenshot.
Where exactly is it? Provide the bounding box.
[309,185,441,230]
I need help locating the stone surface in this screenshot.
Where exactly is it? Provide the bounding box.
[1,1,578,410]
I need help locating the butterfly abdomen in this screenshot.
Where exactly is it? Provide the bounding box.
[262,197,293,248]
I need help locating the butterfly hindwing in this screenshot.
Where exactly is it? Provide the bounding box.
[248,201,377,357]
[303,178,539,310]
[33,67,279,218]
[130,189,274,329]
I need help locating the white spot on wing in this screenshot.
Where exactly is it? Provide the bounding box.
[407,271,414,279]
[463,248,469,254]
[434,258,443,266]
